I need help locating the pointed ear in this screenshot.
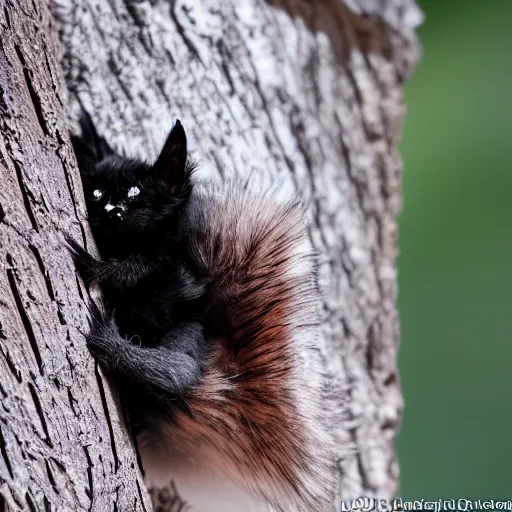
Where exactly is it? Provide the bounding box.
[153,120,188,193]
[72,109,114,176]
[76,108,114,162]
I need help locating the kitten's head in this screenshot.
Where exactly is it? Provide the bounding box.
[74,119,194,240]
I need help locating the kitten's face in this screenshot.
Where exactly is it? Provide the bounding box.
[83,156,174,237]
[74,118,190,241]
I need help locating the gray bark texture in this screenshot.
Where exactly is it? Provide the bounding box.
[0,1,151,511]
[0,0,422,510]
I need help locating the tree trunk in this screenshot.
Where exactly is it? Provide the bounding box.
[1,0,422,509]
[0,1,151,510]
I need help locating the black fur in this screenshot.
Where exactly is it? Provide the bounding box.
[68,111,207,417]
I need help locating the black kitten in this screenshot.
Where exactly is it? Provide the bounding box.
[67,111,337,511]
[68,111,207,409]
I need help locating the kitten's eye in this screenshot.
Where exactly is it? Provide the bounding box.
[127,186,141,200]
[91,189,103,201]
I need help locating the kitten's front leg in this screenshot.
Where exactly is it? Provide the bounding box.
[65,235,157,290]
[86,305,205,396]
[65,235,103,284]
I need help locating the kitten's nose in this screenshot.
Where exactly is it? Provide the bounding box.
[109,207,123,217]
[104,203,124,219]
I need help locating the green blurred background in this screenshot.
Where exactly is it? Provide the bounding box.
[397,0,512,499]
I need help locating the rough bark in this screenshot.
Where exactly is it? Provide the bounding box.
[0,0,422,509]
[0,1,151,510]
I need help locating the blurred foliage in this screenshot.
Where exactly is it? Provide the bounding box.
[397,0,512,499]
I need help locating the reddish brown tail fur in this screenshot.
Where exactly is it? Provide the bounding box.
[163,180,336,511]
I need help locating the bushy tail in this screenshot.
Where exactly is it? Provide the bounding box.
[167,179,337,511]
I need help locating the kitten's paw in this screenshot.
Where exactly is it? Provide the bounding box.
[85,299,107,330]
[64,234,101,284]
[86,306,123,367]
[163,322,206,367]
[173,353,204,390]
